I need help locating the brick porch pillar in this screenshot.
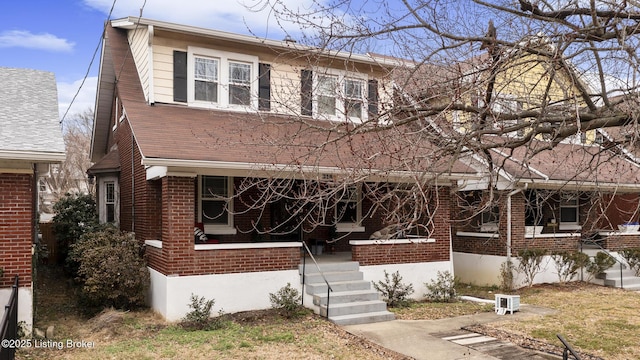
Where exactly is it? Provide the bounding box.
[161,176,195,275]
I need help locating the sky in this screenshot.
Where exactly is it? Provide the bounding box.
[0,0,326,124]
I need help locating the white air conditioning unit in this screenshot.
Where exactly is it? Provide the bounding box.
[495,294,520,315]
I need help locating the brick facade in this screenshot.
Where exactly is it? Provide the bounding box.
[0,173,34,287]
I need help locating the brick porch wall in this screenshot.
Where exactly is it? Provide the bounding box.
[603,234,640,251]
[0,173,33,287]
[351,187,452,266]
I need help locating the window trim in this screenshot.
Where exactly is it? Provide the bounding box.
[198,175,237,235]
[312,68,368,123]
[335,184,365,233]
[187,47,259,110]
[98,176,119,225]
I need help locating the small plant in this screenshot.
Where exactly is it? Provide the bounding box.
[268,283,303,318]
[424,270,457,303]
[517,248,547,287]
[620,248,640,276]
[551,251,590,283]
[498,260,515,291]
[181,294,226,330]
[373,270,414,307]
[585,251,616,281]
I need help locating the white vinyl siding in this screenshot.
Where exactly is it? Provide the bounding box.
[128,27,150,102]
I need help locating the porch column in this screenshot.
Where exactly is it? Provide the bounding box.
[161,175,195,275]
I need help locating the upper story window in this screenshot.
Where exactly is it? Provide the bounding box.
[172,47,265,111]
[302,69,377,122]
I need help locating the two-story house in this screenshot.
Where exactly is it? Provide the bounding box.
[89,17,479,322]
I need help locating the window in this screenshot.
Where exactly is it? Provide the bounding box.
[480,206,500,232]
[187,47,259,109]
[38,178,47,192]
[344,79,363,119]
[194,57,219,102]
[229,62,251,105]
[98,176,119,225]
[336,186,359,224]
[105,181,116,223]
[302,69,369,122]
[199,176,236,234]
[560,198,579,226]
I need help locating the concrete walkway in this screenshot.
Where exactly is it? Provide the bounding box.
[343,304,558,360]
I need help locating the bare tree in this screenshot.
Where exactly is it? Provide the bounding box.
[41,109,94,212]
[214,1,640,239]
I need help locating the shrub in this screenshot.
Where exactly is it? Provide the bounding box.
[69,226,149,311]
[517,248,547,287]
[373,270,414,307]
[551,251,591,283]
[498,260,515,291]
[181,294,226,331]
[620,248,640,276]
[268,283,304,318]
[52,193,98,269]
[585,251,616,281]
[425,270,457,302]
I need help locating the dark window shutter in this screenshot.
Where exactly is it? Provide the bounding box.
[367,79,378,118]
[301,70,313,116]
[173,51,187,102]
[258,63,271,111]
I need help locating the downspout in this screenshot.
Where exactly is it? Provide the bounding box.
[506,184,527,263]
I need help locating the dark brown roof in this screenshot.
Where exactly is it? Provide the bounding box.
[99,24,476,178]
[87,148,120,174]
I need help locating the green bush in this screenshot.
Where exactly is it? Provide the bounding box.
[269,283,304,318]
[551,251,590,283]
[585,251,616,281]
[620,248,640,276]
[425,270,457,302]
[373,270,414,307]
[517,248,547,287]
[181,294,226,331]
[69,226,149,311]
[52,193,98,269]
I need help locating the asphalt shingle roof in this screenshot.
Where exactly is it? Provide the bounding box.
[0,67,65,157]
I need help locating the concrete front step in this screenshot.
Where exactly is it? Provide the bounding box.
[597,268,635,280]
[303,270,364,284]
[313,289,380,306]
[298,261,360,274]
[329,311,396,326]
[320,300,388,317]
[603,276,640,288]
[305,280,372,295]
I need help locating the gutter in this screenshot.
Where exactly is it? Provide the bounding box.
[141,157,480,183]
[0,150,65,163]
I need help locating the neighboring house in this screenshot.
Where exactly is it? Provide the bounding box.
[89,17,478,322]
[411,39,640,286]
[0,67,66,329]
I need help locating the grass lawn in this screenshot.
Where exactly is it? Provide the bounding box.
[398,282,640,360]
[20,265,640,359]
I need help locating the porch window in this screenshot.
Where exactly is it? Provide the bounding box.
[199,176,236,234]
[559,198,580,230]
[335,185,364,232]
[480,206,499,232]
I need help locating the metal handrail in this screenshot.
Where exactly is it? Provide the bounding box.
[0,276,19,360]
[557,334,582,360]
[301,241,333,318]
[580,236,625,288]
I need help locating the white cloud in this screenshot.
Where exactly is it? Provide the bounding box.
[57,76,97,121]
[0,30,75,52]
[83,0,324,38]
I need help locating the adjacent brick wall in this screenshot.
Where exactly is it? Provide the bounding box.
[352,241,448,265]
[603,234,640,251]
[0,173,33,287]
